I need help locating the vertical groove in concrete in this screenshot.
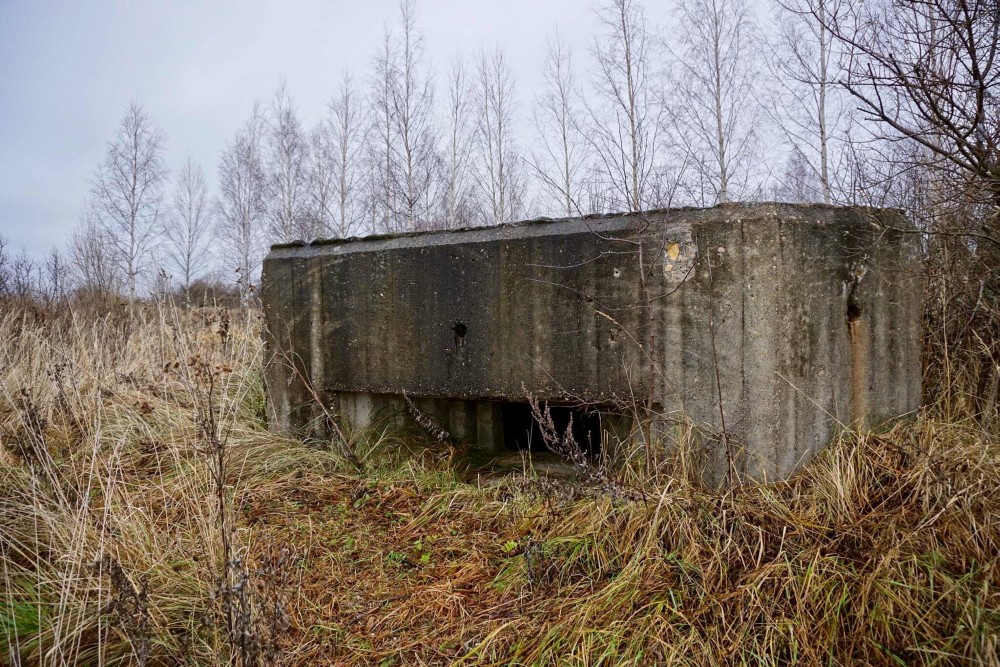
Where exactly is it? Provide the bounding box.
[849,318,869,428]
[309,256,324,429]
[738,217,749,475]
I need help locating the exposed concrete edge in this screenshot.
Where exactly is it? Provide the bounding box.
[267,202,910,258]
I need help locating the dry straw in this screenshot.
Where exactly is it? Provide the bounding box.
[0,305,997,665]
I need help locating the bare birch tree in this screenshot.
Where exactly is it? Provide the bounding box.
[774,143,824,202]
[367,0,440,232]
[769,0,848,203]
[8,250,36,302]
[41,248,70,306]
[670,0,764,205]
[308,120,337,237]
[588,0,660,212]
[90,101,167,299]
[368,30,401,232]
[440,56,477,228]
[264,83,312,242]
[71,208,123,303]
[217,104,267,303]
[394,0,439,229]
[164,156,214,303]
[325,73,367,237]
[531,32,589,216]
[475,46,526,225]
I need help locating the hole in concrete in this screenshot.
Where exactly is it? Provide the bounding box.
[453,321,467,347]
[846,290,863,323]
[500,402,603,455]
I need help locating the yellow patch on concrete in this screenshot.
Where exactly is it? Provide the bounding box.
[667,242,680,261]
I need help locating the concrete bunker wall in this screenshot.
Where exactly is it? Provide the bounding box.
[262,204,922,482]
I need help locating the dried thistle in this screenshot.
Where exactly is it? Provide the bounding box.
[92,555,151,666]
[403,392,451,442]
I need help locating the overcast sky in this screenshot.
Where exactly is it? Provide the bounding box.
[0,0,643,258]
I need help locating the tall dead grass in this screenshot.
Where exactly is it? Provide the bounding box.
[0,305,997,665]
[0,306,338,665]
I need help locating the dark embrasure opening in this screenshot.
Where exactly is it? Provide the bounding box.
[500,402,604,455]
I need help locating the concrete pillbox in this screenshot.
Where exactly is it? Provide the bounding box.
[262,203,922,483]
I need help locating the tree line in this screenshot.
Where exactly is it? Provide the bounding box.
[2,0,997,306]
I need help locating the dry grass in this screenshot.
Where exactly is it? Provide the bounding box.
[0,306,998,666]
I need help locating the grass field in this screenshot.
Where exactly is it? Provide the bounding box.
[1,306,998,665]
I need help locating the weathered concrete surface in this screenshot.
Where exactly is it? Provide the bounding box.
[262,203,922,483]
